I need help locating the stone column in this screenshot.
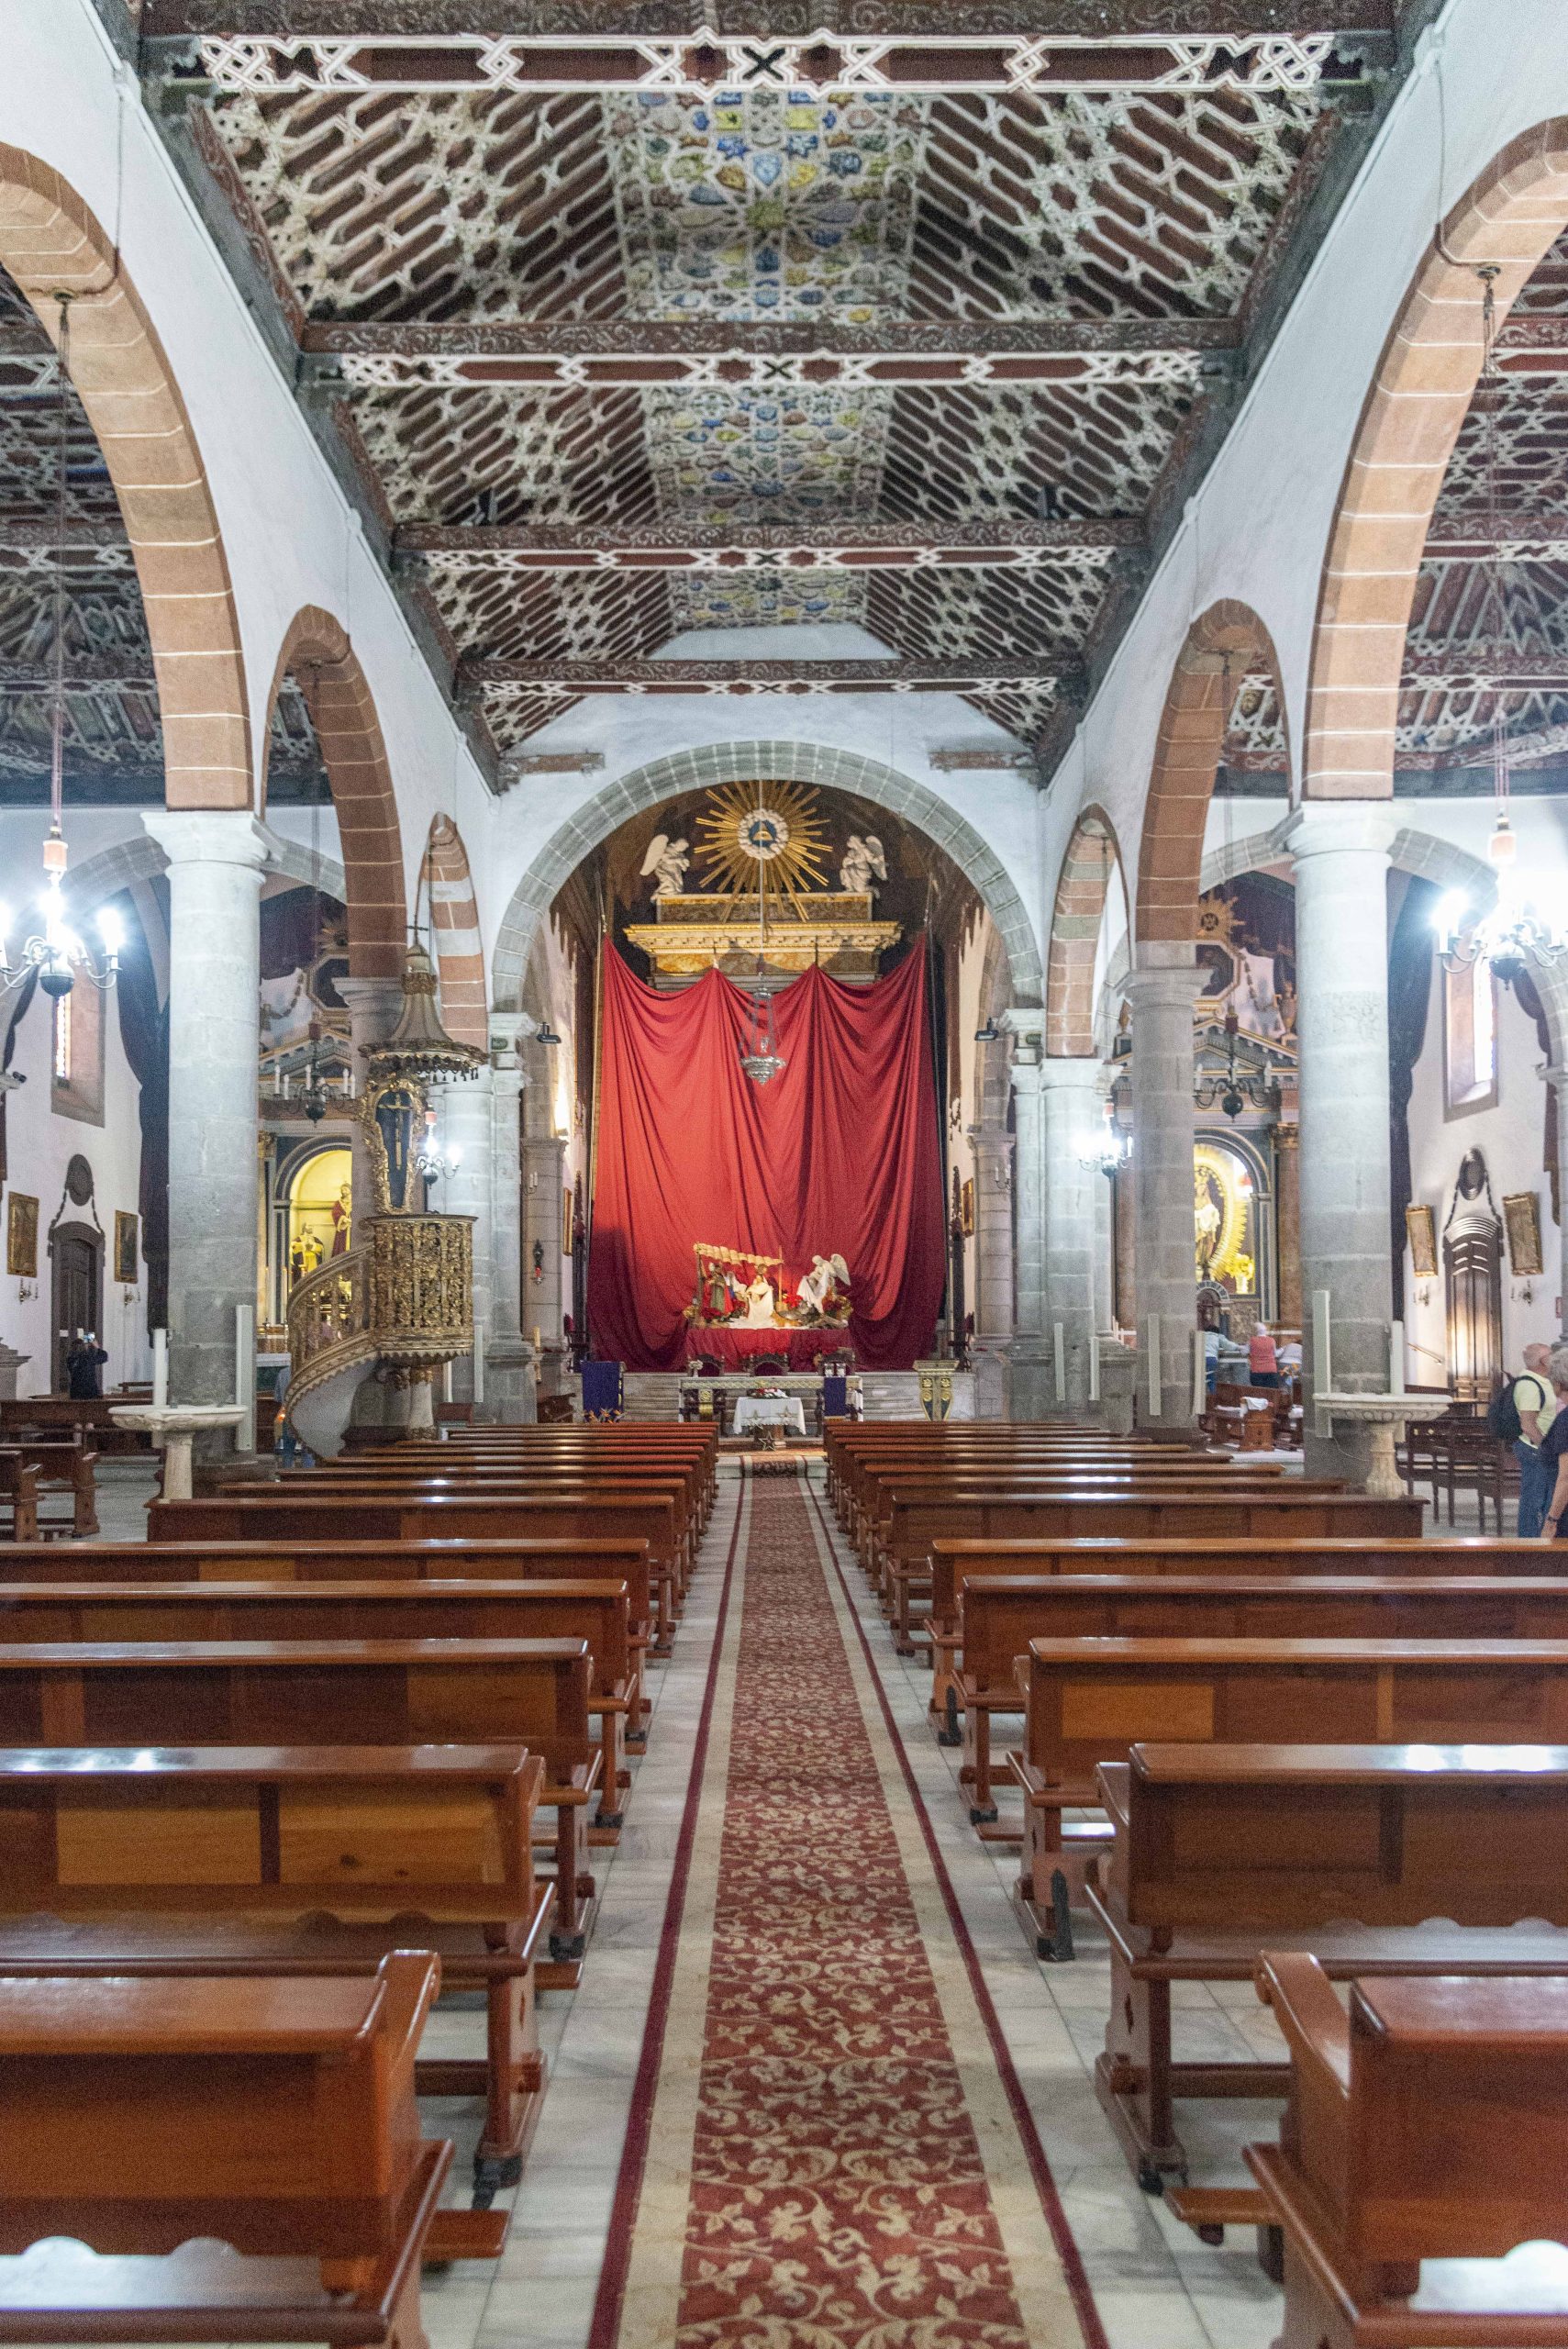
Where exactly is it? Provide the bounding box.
[484,1018,535,1420]
[428,1063,495,1409]
[1040,1057,1103,1409]
[1125,949,1197,1430]
[966,1119,1014,1418]
[1274,1116,1302,1331]
[1007,1012,1049,1419]
[143,812,268,1437]
[336,974,405,1218]
[523,1131,569,1386]
[1284,805,1396,1479]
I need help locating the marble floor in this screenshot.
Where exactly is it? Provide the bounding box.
[67,1452,1519,2348]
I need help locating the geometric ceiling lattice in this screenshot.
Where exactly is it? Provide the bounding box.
[213,90,627,321]
[911,88,1324,321]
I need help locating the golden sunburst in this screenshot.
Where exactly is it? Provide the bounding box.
[695,780,831,917]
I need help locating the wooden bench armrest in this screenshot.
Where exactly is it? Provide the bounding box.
[1006,1750,1047,1807]
[1256,1953,1351,2095]
[550,1753,605,1804]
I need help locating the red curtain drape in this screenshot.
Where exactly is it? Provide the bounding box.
[588,942,944,1372]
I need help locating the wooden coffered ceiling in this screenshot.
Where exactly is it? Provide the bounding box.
[27,0,1566,804]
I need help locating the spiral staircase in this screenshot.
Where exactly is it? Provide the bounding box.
[284,1214,473,1456]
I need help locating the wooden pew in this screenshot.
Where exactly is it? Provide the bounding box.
[869,1468,1305,1632]
[1085,1742,1568,2204]
[881,1489,1420,1652]
[927,1531,1568,1670]
[1248,1955,1568,2345]
[374,1431,719,1526]
[151,1494,684,1648]
[0,1443,98,1537]
[1010,1635,1568,1959]
[0,1393,150,1456]
[284,1465,703,1595]
[0,1637,598,1959]
[0,1537,655,1679]
[834,1441,1231,1560]
[0,1949,453,2342]
[0,1456,39,1543]
[0,1577,637,1832]
[0,1744,550,2221]
[955,1572,1568,1818]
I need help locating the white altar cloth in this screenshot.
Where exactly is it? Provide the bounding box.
[733,1395,807,1435]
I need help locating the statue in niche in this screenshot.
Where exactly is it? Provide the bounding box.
[839,833,886,896]
[639,833,691,898]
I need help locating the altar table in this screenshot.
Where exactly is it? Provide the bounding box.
[734,1395,808,1437]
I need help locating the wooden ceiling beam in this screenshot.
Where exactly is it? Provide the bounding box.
[398,518,1144,572]
[142,2,1396,34]
[160,26,1384,99]
[300,318,1235,397]
[1422,511,1568,561]
[462,654,1080,694]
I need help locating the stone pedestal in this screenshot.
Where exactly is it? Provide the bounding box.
[1097,1338,1139,1436]
[0,1344,28,1401]
[110,1404,248,1499]
[144,813,268,1450]
[1040,1057,1102,1410]
[1126,950,1198,1430]
[1285,806,1396,1481]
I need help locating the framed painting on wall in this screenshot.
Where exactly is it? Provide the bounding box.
[1405,1202,1438,1281]
[960,1176,975,1237]
[113,1210,139,1286]
[563,1186,574,1257]
[1503,1190,1545,1277]
[6,1192,38,1279]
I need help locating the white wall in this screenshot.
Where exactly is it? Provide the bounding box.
[0,966,151,1397]
[1405,954,1557,1386]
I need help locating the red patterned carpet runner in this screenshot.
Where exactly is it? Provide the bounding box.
[595,1475,1103,2349]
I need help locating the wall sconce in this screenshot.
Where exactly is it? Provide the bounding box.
[531,1239,545,1284]
[15,1279,35,1306]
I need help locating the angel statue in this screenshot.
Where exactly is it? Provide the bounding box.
[639,833,691,898]
[796,1251,851,1319]
[839,833,886,896]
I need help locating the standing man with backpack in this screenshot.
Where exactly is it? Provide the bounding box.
[1492,1343,1555,1537]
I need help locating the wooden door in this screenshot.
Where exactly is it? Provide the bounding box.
[51,1229,102,1392]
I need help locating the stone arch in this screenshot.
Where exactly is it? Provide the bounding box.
[1138,601,1288,946]
[63,829,349,926]
[262,609,406,981]
[0,145,250,809]
[490,740,1044,1011]
[424,815,488,1052]
[1046,804,1129,1057]
[1307,117,1568,800]
[1195,815,1497,911]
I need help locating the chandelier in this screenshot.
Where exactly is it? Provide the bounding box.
[0,295,119,1014]
[1194,1008,1280,1121]
[1437,266,1568,978]
[412,1104,464,1186]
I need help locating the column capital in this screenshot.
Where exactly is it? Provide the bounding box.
[1282,803,1397,863]
[1124,961,1195,1013]
[489,1014,528,1073]
[336,974,405,1019]
[1039,1053,1105,1092]
[144,810,270,874]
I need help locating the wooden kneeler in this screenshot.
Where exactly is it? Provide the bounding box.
[0,1950,450,2346]
[0,1743,553,2225]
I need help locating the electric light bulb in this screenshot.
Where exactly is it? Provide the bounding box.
[1433,891,1469,946]
[448,1142,463,1169]
[95,906,122,954]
